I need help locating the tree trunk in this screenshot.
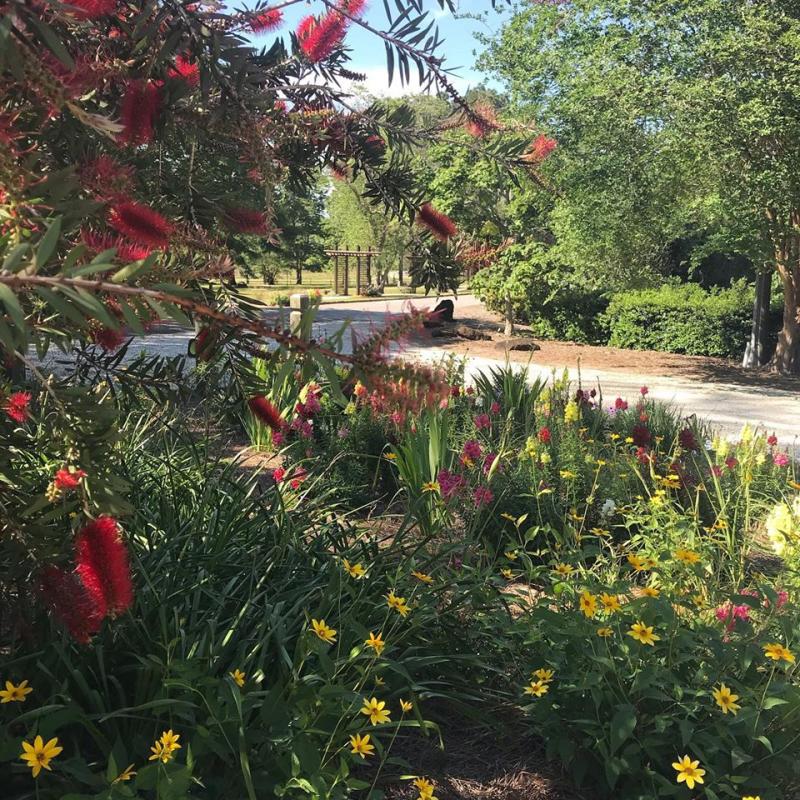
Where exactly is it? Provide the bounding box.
[742,270,771,368]
[295,263,302,285]
[770,219,800,373]
[503,293,514,337]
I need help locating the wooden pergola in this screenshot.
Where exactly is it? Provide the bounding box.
[326,246,389,295]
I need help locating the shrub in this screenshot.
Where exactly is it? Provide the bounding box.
[604,281,781,358]
[470,243,609,343]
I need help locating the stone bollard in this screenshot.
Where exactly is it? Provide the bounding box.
[289,293,310,341]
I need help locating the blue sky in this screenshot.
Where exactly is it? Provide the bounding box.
[253,1,509,96]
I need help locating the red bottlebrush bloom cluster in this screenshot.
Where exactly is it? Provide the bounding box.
[416,203,457,242]
[248,396,283,431]
[119,79,161,146]
[249,7,284,33]
[54,467,87,491]
[465,103,500,138]
[525,133,557,163]
[63,0,117,18]
[79,155,135,201]
[168,55,200,87]
[92,325,127,351]
[40,566,105,644]
[193,327,218,362]
[108,202,173,249]
[297,0,365,62]
[221,206,269,235]
[4,391,31,423]
[75,516,133,617]
[82,229,152,261]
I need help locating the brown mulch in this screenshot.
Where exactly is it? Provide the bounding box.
[415,306,800,392]
[384,713,592,800]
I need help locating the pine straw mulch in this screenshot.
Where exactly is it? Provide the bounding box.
[382,711,593,800]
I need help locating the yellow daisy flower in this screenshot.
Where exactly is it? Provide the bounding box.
[350,733,375,758]
[310,618,337,644]
[763,642,795,663]
[360,697,391,725]
[342,559,366,578]
[712,683,741,715]
[579,591,598,618]
[19,736,63,778]
[628,621,660,646]
[671,755,705,790]
[364,631,385,655]
[0,679,32,703]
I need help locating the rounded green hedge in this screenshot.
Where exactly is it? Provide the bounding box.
[603,282,780,358]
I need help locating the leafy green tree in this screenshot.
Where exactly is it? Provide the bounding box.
[481,0,800,372]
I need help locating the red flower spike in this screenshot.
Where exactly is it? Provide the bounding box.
[298,12,348,62]
[416,203,457,242]
[249,8,283,33]
[64,0,117,18]
[119,79,161,146]
[54,467,87,491]
[82,229,152,261]
[168,55,200,87]
[525,133,557,162]
[5,391,31,423]
[221,207,269,235]
[339,0,367,15]
[40,565,105,644]
[296,14,318,43]
[75,516,133,616]
[108,202,173,249]
[92,326,126,351]
[248,396,283,431]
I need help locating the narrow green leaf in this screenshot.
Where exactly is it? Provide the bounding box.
[34,218,62,271]
[0,282,27,332]
[24,13,75,70]
[2,243,30,273]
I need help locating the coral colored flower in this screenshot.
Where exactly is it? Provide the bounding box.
[108,202,172,248]
[19,735,63,778]
[248,396,283,431]
[525,133,557,162]
[0,679,32,703]
[54,467,87,491]
[4,391,31,423]
[119,79,161,146]
[416,203,457,241]
[75,516,133,616]
[40,565,105,643]
[773,452,790,467]
[168,55,200,86]
[249,8,283,33]
[221,206,269,235]
[672,755,705,790]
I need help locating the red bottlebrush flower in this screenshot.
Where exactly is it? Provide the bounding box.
[248,396,283,431]
[40,565,106,643]
[108,202,173,249]
[5,391,31,423]
[79,155,134,201]
[525,133,557,163]
[465,103,500,138]
[92,325,127,351]
[249,8,283,33]
[330,162,349,181]
[298,12,348,62]
[54,467,87,491]
[416,203,457,242]
[75,516,133,617]
[168,55,200,87]
[64,0,117,18]
[340,0,368,14]
[118,79,161,146]
[193,327,218,362]
[221,206,268,235]
[82,229,152,261]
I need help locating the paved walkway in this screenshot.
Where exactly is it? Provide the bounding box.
[122,294,797,445]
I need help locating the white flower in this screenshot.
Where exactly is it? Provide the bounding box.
[600,498,616,517]
[475,396,484,408]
